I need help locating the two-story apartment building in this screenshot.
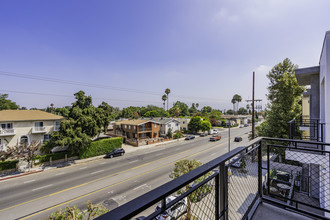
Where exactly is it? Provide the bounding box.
[0,110,63,151]
[148,118,180,137]
[112,119,161,146]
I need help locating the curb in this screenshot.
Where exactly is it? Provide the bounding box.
[0,169,43,181]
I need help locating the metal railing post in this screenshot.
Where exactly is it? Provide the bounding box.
[215,172,220,220]
[258,141,263,198]
[219,162,228,220]
[267,144,270,196]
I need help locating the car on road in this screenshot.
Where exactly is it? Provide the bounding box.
[155,196,187,220]
[208,129,219,135]
[200,133,207,137]
[234,137,242,142]
[105,148,125,158]
[185,135,195,140]
[210,134,221,141]
[231,156,242,168]
[244,124,249,127]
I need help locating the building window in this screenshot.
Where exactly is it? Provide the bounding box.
[35,121,44,127]
[124,125,127,129]
[176,123,179,126]
[44,134,51,142]
[183,121,185,124]
[20,135,30,145]
[154,132,157,137]
[154,124,157,128]
[168,124,171,128]
[1,123,13,129]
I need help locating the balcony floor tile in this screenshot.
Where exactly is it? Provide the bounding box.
[252,203,313,220]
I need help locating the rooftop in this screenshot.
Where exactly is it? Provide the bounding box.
[0,110,64,122]
[114,119,160,126]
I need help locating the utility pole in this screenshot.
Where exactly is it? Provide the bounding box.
[228,119,231,152]
[252,72,255,139]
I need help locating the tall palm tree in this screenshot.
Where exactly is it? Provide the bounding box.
[231,98,237,113]
[162,94,167,110]
[165,88,171,111]
[196,103,199,110]
[232,94,242,114]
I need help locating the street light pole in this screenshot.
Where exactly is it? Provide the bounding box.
[228,119,231,152]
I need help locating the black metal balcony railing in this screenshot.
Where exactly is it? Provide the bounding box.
[96,138,330,220]
[289,115,325,142]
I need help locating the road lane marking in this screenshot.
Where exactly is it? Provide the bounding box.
[55,173,65,176]
[24,180,35,184]
[128,160,139,164]
[79,167,87,169]
[133,184,147,191]
[90,170,104,175]
[211,153,217,156]
[2,136,236,217]
[32,185,53,192]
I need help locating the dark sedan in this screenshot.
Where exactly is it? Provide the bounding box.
[185,135,195,140]
[105,148,125,158]
[234,137,242,142]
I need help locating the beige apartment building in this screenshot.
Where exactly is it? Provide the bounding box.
[0,110,63,151]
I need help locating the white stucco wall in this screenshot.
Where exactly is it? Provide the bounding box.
[0,120,60,150]
[320,31,330,144]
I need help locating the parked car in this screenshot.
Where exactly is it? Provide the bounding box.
[105,148,125,158]
[234,137,242,142]
[155,196,187,220]
[210,134,222,141]
[231,156,242,168]
[190,182,213,202]
[208,129,218,135]
[185,135,195,140]
[200,133,207,137]
[244,124,249,127]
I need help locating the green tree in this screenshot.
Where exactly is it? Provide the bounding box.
[201,106,212,114]
[167,128,173,138]
[257,58,304,160]
[200,120,212,133]
[55,108,70,118]
[169,101,189,117]
[188,116,202,133]
[237,107,248,115]
[226,109,234,115]
[47,91,109,154]
[144,110,160,117]
[121,106,140,119]
[162,94,167,110]
[165,88,171,111]
[231,94,242,114]
[188,103,198,115]
[0,94,19,110]
[169,159,203,220]
[257,58,304,139]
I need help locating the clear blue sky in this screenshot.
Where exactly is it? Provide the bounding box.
[1,0,329,111]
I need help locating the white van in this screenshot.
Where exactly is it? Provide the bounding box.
[208,129,218,135]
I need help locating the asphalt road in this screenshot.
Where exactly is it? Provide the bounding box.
[0,127,251,219]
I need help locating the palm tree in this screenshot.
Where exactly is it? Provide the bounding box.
[196,103,199,110]
[165,88,171,111]
[231,98,237,114]
[162,94,167,110]
[232,94,242,114]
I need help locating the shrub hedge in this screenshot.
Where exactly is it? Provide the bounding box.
[79,137,123,159]
[0,160,18,171]
[33,152,76,165]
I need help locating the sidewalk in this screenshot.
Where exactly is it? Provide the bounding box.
[0,137,188,181]
[0,127,239,181]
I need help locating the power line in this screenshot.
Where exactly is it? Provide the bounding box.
[0,89,160,104]
[0,70,229,102]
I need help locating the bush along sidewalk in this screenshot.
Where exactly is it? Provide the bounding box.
[0,160,18,171]
[79,137,123,159]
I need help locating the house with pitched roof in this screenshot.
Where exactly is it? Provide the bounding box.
[0,110,64,151]
[150,118,180,137]
[112,119,161,146]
